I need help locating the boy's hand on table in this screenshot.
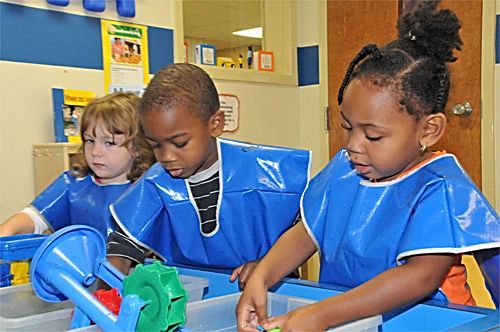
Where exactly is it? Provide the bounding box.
[230,260,260,290]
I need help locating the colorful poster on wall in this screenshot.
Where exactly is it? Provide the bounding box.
[101,20,149,94]
[219,94,240,132]
[52,88,96,143]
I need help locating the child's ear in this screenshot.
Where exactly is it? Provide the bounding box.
[209,110,225,137]
[419,113,447,148]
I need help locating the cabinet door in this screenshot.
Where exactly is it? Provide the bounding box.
[33,144,80,194]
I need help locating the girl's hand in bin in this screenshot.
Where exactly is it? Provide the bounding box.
[236,278,269,331]
[230,259,260,290]
[263,302,328,332]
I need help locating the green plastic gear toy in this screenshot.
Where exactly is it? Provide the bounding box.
[123,261,188,332]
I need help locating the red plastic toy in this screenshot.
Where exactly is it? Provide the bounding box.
[93,288,122,316]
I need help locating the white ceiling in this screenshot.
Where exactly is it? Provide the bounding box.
[183,0,262,50]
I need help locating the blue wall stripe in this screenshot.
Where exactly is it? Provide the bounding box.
[496,15,499,64]
[148,26,174,74]
[0,2,102,69]
[0,2,173,73]
[297,45,319,86]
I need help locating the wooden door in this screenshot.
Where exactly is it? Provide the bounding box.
[327,0,482,187]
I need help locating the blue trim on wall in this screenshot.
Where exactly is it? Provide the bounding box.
[0,2,173,73]
[148,26,174,74]
[297,45,319,86]
[0,2,102,69]
[496,15,499,64]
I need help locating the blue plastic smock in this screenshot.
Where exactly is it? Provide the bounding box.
[110,138,311,269]
[32,172,130,238]
[302,149,500,288]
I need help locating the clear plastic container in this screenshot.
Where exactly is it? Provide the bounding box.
[180,275,209,302]
[0,275,208,332]
[0,283,73,332]
[183,292,382,332]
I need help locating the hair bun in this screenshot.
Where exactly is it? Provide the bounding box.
[397,0,462,63]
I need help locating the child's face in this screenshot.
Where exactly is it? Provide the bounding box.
[83,123,135,184]
[340,78,425,181]
[141,106,223,179]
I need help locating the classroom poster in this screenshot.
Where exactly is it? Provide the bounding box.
[219,94,240,132]
[101,20,149,94]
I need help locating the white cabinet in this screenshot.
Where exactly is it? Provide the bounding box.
[33,143,81,195]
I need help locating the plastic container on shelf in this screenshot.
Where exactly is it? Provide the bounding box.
[0,275,208,332]
[182,292,382,332]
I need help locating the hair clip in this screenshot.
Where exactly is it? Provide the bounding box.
[408,31,417,41]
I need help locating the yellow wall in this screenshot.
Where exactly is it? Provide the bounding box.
[495,0,500,210]
[465,0,498,309]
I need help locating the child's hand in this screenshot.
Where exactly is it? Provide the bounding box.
[236,279,269,331]
[230,260,260,290]
[263,303,328,332]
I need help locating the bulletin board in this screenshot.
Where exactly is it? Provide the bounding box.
[101,20,150,94]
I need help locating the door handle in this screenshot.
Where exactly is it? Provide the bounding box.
[452,102,472,117]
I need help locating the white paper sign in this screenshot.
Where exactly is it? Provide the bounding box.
[219,94,240,132]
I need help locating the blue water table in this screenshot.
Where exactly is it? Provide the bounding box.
[29,225,187,332]
[25,225,499,331]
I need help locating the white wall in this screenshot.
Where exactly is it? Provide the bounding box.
[1,0,175,27]
[1,1,326,220]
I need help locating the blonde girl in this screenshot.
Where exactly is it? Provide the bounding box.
[0,92,154,238]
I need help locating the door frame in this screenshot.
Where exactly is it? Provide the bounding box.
[481,0,498,209]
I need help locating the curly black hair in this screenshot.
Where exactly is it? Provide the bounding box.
[141,63,220,121]
[337,0,462,120]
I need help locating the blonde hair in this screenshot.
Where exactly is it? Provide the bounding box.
[72,92,155,181]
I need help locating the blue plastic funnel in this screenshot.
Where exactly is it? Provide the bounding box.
[30,225,105,302]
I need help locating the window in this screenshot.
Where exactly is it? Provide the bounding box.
[174,0,296,84]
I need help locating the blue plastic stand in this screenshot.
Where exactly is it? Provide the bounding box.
[30,226,144,331]
[0,263,12,287]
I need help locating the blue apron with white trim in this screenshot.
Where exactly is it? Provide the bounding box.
[302,149,500,287]
[111,138,311,269]
[32,172,129,238]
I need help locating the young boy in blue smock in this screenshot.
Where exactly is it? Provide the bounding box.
[106,63,311,284]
